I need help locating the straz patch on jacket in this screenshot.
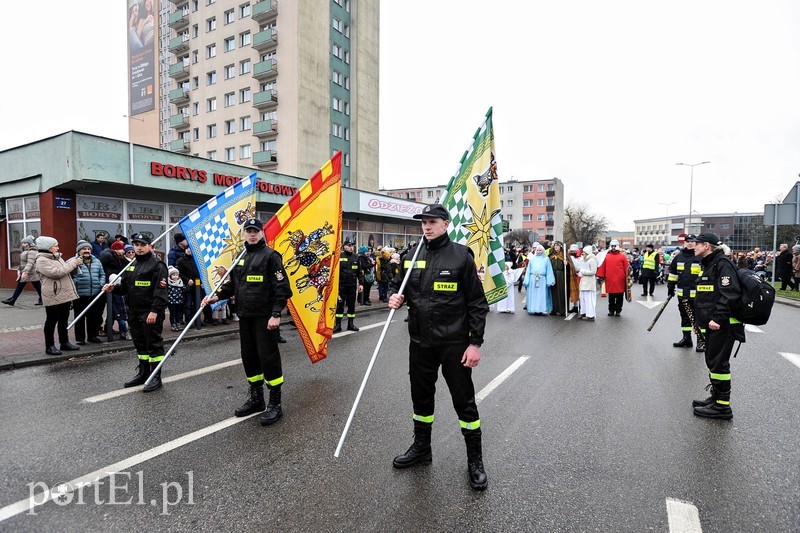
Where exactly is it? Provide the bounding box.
[433,281,458,292]
[696,284,714,292]
[135,280,151,287]
[246,275,264,282]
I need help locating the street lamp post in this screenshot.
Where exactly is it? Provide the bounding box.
[676,161,710,234]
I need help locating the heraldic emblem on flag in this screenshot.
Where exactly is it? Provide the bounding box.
[441,107,507,305]
[179,173,258,307]
[265,152,342,363]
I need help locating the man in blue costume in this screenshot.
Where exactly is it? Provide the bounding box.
[523,243,555,315]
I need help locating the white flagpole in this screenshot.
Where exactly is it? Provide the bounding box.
[334,237,425,458]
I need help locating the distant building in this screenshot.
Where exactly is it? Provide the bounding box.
[381,177,565,242]
[604,231,635,249]
[633,212,766,250]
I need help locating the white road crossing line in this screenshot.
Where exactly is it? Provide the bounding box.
[333,319,391,338]
[0,413,260,523]
[82,359,241,404]
[0,325,42,334]
[744,324,764,333]
[565,312,576,321]
[637,299,663,310]
[475,356,529,404]
[666,497,703,532]
[779,352,800,370]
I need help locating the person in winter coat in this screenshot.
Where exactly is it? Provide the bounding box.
[167,266,185,331]
[639,243,659,296]
[357,246,375,305]
[71,240,107,344]
[578,245,598,321]
[2,235,43,306]
[596,240,630,317]
[35,236,82,355]
[792,245,800,291]
[775,243,796,290]
[167,233,188,267]
[90,234,109,258]
[99,241,128,279]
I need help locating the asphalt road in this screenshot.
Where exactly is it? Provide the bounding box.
[1,285,799,532]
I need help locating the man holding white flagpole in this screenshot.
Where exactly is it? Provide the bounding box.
[387,204,490,491]
[204,218,293,426]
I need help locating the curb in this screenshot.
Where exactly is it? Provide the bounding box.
[0,303,391,372]
[775,296,800,309]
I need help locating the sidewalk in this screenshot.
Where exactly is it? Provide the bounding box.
[0,288,391,371]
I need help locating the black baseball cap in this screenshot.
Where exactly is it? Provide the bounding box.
[130,233,152,245]
[243,218,263,231]
[413,203,449,221]
[694,232,721,245]
[343,238,355,246]
[684,233,698,242]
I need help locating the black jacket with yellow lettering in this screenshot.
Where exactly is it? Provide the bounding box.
[694,248,745,340]
[215,240,292,318]
[667,247,702,298]
[113,251,169,314]
[338,249,360,287]
[389,233,488,348]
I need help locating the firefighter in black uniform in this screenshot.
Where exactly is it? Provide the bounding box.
[332,238,362,333]
[103,233,169,392]
[691,232,744,420]
[204,218,292,425]
[667,234,704,351]
[387,204,490,491]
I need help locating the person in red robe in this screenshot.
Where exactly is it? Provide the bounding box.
[597,240,630,317]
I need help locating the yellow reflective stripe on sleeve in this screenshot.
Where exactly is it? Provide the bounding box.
[135,280,151,287]
[138,354,150,361]
[729,317,741,324]
[351,265,359,269]
[433,282,458,292]
[238,259,245,266]
[697,284,714,292]
[340,258,349,262]
[709,372,731,381]
[677,263,685,271]
[413,413,434,424]
[459,419,481,430]
[266,376,284,387]
[668,274,679,281]
[677,289,684,297]
[247,374,265,383]
[716,400,731,406]
[690,290,696,298]
[691,265,702,274]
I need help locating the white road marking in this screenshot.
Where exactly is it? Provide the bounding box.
[475,356,529,404]
[82,359,241,403]
[565,312,576,321]
[666,497,702,532]
[333,319,392,337]
[0,413,259,523]
[637,299,663,310]
[744,324,763,333]
[779,352,800,370]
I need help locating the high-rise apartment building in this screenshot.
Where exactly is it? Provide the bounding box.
[127,0,379,189]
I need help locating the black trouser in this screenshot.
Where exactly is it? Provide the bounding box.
[778,271,796,291]
[168,303,183,326]
[608,293,624,313]
[129,310,165,363]
[704,327,736,402]
[336,285,357,319]
[677,297,694,333]
[408,342,479,430]
[641,277,655,295]
[73,294,104,342]
[9,280,42,302]
[44,302,72,347]
[358,282,373,304]
[238,316,283,387]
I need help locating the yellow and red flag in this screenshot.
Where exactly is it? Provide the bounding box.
[265,152,342,363]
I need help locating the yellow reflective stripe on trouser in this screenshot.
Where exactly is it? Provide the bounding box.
[247,374,264,383]
[149,355,165,363]
[459,419,481,430]
[413,413,434,424]
[716,400,731,406]
[138,354,150,361]
[729,317,741,324]
[681,326,693,331]
[266,376,284,387]
[347,313,355,318]
[709,372,731,381]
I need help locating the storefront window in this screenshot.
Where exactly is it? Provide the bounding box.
[5,196,41,269]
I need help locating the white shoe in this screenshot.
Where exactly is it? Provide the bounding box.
[232,314,239,322]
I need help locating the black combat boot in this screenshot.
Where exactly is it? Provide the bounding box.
[235,383,265,416]
[695,340,705,353]
[45,346,62,356]
[673,331,693,348]
[464,430,488,491]
[124,360,149,388]
[692,384,714,408]
[259,387,282,426]
[142,363,162,393]
[393,424,432,469]
[346,318,359,332]
[693,389,732,420]
[332,318,342,334]
[2,298,14,306]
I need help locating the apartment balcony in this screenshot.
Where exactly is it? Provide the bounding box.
[252,28,278,51]
[170,139,190,153]
[253,150,278,167]
[253,119,278,137]
[168,0,184,5]
[253,89,278,109]
[169,62,189,80]
[546,190,555,197]
[546,205,554,212]
[169,113,190,129]
[169,34,190,54]
[546,221,554,227]
[252,59,277,80]
[168,10,189,30]
[169,87,190,104]
[252,0,278,22]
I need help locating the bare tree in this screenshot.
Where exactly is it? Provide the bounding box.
[504,229,533,248]
[563,203,609,246]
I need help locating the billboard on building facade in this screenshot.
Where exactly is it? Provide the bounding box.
[128,0,157,115]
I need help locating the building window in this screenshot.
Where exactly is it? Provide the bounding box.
[523,199,532,207]
[240,145,251,159]
[224,9,234,24]
[240,88,251,103]
[538,184,545,192]
[240,31,251,47]
[332,43,342,59]
[507,185,513,192]
[240,59,251,74]
[344,127,350,141]
[240,3,250,17]
[344,51,350,64]
[207,124,217,138]
[332,70,342,86]
[507,200,513,207]
[192,128,200,141]
[499,186,504,193]
[548,183,555,191]
[206,0,215,5]
[240,116,251,130]
[332,123,342,138]
[224,64,235,79]
[343,24,350,38]
[192,102,200,115]
[206,44,216,58]
[224,92,235,107]
[537,214,545,221]
[720,223,730,229]
[192,0,198,11]
[225,147,235,161]
[344,102,350,116]
[506,214,513,220]
[206,17,216,32]
[537,199,545,206]
[344,152,350,167]
[547,198,555,206]
[206,71,216,85]
[207,150,216,160]
[344,76,350,90]
[224,37,235,52]
[333,17,342,32]
[192,76,199,89]
[192,24,199,38]
[224,119,236,134]
[206,97,216,112]
[332,97,342,112]
[523,214,533,221]
[191,50,199,64]
[524,185,533,192]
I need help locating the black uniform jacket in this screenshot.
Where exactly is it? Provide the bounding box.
[389,233,489,348]
[667,248,702,298]
[338,249,360,287]
[114,251,169,314]
[694,249,745,340]
[216,240,292,318]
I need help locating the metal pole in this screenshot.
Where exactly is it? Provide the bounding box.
[334,238,425,458]
[772,204,778,285]
[144,246,248,386]
[688,165,694,235]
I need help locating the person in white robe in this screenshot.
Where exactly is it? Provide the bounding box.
[495,261,524,313]
[523,244,555,315]
[578,245,598,321]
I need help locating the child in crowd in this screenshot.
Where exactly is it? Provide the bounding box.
[167,266,185,331]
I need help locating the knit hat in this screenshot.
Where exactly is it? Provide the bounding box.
[359,246,368,253]
[174,233,187,244]
[76,240,92,253]
[582,245,593,255]
[21,235,35,245]
[36,236,57,251]
[111,241,125,251]
[124,244,134,252]
[168,266,180,276]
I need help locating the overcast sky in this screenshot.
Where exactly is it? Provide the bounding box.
[2,1,799,230]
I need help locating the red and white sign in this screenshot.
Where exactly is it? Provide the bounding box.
[358,192,424,219]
